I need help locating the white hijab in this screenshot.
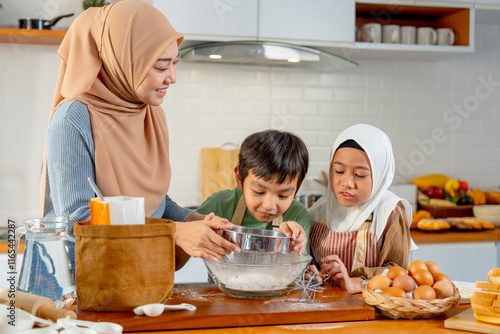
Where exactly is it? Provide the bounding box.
[309,124,414,246]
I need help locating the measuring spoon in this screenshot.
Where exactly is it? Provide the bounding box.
[133,303,197,317]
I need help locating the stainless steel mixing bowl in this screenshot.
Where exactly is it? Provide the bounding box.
[204,252,312,299]
[218,226,291,254]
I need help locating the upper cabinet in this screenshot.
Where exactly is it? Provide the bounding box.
[475,0,500,9]
[154,0,354,47]
[153,0,479,62]
[154,0,259,42]
[257,0,355,46]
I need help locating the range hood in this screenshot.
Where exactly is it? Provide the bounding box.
[179,41,357,72]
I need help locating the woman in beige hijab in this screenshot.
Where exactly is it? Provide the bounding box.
[41,0,239,270]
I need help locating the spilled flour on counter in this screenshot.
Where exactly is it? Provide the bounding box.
[174,288,225,302]
[262,298,332,312]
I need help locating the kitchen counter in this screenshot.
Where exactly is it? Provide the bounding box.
[410,227,500,244]
[73,287,475,334]
[130,306,471,334]
[75,284,478,334]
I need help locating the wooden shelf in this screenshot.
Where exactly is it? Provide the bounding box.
[352,2,474,60]
[0,28,66,45]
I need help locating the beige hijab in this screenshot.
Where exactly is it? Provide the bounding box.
[41,0,184,216]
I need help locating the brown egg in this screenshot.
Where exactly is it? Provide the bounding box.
[382,287,408,298]
[392,274,416,292]
[368,275,391,290]
[425,261,441,275]
[413,285,436,300]
[433,280,454,299]
[413,269,434,286]
[408,260,427,277]
[387,266,408,280]
[433,273,451,283]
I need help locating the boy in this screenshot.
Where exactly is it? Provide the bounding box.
[197,129,310,255]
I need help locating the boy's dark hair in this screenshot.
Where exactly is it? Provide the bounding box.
[238,129,309,192]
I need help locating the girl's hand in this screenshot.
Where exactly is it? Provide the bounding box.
[305,264,320,280]
[279,221,307,255]
[320,255,362,294]
[175,216,240,261]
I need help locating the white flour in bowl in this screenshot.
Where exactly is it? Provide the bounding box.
[224,273,292,291]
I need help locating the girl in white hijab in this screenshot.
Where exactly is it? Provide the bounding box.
[309,124,415,294]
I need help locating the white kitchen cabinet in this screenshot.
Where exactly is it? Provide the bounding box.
[153,0,259,42]
[410,242,498,282]
[357,0,417,4]
[153,1,477,63]
[416,0,474,7]
[154,0,355,47]
[475,0,500,9]
[258,0,355,46]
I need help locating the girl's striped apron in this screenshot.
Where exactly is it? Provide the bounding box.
[310,213,377,273]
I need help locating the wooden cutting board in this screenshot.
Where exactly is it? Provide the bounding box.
[77,283,375,332]
[445,307,500,333]
[201,146,240,202]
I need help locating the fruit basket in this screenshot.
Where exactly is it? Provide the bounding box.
[418,201,473,218]
[362,283,460,319]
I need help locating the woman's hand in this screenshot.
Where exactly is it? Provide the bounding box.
[320,255,363,294]
[175,213,240,262]
[279,221,307,255]
[185,211,225,222]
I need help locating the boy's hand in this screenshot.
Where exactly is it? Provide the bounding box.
[279,221,306,255]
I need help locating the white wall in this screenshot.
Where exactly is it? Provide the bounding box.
[0,21,499,227]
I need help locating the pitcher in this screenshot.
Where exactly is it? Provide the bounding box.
[15,214,76,309]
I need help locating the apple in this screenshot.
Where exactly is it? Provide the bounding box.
[425,186,445,199]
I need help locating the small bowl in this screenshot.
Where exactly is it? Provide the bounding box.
[473,205,500,225]
[205,252,312,299]
[218,226,291,254]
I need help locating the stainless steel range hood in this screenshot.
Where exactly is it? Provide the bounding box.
[179,41,357,72]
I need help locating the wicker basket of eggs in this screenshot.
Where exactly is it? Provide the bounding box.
[362,260,460,319]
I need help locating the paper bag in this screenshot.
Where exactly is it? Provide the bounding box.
[74,217,175,311]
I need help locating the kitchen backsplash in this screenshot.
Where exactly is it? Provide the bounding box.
[0,22,498,225]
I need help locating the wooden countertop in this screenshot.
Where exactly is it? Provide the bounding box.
[93,297,473,334]
[132,305,472,334]
[75,284,477,334]
[410,227,500,244]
